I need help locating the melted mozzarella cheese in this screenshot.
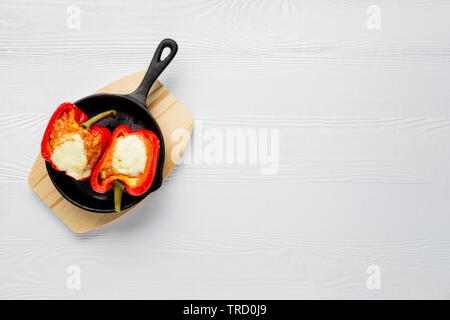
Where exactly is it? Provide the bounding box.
[51,134,91,180]
[112,135,147,177]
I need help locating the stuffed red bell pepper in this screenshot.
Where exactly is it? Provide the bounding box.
[41,102,117,180]
[90,125,160,212]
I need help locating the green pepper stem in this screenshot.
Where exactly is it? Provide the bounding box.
[112,180,125,212]
[81,110,117,129]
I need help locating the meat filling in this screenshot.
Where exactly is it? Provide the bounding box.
[48,109,102,179]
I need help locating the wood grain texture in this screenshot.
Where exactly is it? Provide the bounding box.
[27,73,193,233]
[1,0,450,299]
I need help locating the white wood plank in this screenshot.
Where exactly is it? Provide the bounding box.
[0,0,449,299]
[1,183,450,299]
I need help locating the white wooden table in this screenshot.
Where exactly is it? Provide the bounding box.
[1,0,449,299]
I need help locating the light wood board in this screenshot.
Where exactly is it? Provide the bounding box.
[27,71,194,233]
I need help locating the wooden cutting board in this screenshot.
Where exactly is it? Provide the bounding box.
[27,71,194,233]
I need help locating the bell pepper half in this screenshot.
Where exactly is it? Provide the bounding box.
[41,102,117,180]
[90,125,160,212]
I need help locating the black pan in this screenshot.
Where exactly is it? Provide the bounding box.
[46,38,178,213]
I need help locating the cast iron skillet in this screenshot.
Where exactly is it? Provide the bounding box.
[46,38,178,213]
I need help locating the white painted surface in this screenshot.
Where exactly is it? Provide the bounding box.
[1,0,450,299]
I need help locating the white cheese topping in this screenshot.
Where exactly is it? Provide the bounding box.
[51,134,90,180]
[112,135,147,177]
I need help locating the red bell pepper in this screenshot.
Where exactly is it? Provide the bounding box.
[41,102,117,180]
[90,125,160,212]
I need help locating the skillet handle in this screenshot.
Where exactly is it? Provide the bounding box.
[128,39,178,105]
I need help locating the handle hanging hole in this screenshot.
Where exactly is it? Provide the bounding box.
[160,46,171,62]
